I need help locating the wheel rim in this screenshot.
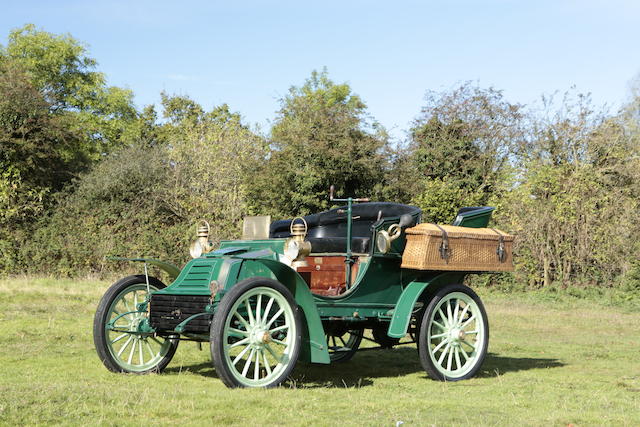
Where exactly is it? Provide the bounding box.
[326,330,362,362]
[426,292,486,378]
[105,284,174,372]
[222,286,297,387]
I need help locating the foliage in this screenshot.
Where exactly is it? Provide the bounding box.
[22,145,183,275]
[412,178,483,223]
[18,94,266,276]
[159,94,267,242]
[248,69,388,217]
[498,91,640,287]
[0,25,138,274]
[1,24,138,156]
[405,83,523,222]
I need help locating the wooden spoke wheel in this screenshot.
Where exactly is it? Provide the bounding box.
[93,275,178,374]
[418,284,489,381]
[210,278,302,388]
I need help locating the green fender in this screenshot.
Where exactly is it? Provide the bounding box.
[238,258,330,365]
[106,256,181,281]
[387,272,465,338]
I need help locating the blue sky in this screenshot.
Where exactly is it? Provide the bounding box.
[2,1,639,139]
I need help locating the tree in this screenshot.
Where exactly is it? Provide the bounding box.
[250,69,389,217]
[1,24,138,157]
[160,94,267,241]
[403,83,523,222]
[498,91,640,287]
[0,60,90,271]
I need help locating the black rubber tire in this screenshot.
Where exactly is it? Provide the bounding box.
[93,275,178,374]
[372,327,401,349]
[326,329,363,363]
[418,284,489,381]
[210,277,302,388]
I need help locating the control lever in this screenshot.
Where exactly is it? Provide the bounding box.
[329,185,370,203]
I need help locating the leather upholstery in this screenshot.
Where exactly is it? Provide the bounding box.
[270,202,421,254]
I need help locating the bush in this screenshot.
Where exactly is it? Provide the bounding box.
[21,145,189,276]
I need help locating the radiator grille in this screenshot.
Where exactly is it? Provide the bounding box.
[149,294,211,334]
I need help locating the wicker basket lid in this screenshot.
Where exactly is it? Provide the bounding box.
[405,224,515,241]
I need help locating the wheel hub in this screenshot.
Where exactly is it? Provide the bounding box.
[249,327,271,347]
[448,328,465,346]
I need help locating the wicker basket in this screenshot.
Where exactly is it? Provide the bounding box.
[401,224,514,272]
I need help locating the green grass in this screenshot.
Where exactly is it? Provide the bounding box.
[0,277,638,426]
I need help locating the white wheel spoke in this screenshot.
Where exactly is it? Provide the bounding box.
[453,300,460,326]
[244,299,255,325]
[457,304,470,325]
[145,340,155,359]
[432,320,446,330]
[269,324,289,334]
[256,294,262,324]
[261,350,272,375]
[437,343,450,365]
[232,344,252,365]
[138,340,144,365]
[430,332,448,340]
[271,338,287,346]
[446,346,454,371]
[461,339,476,351]
[461,315,476,329]
[432,338,448,353]
[460,345,470,361]
[127,338,136,364]
[265,307,284,329]
[263,297,275,323]
[233,311,250,329]
[241,349,255,377]
[454,347,462,370]
[465,330,479,335]
[228,327,249,337]
[437,309,449,327]
[117,336,133,357]
[446,301,453,325]
[110,333,128,344]
[254,348,261,380]
[229,337,250,348]
[133,291,138,307]
[264,343,281,363]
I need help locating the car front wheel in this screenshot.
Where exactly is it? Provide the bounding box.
[210,278,302,388]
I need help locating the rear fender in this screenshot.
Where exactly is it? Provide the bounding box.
[387,272,465,338]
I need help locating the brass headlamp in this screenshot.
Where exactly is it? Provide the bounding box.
[189,220,214,258]
[285,217,312,268]
[376,223,402,254]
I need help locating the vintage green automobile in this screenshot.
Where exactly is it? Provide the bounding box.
[93,189,494,388]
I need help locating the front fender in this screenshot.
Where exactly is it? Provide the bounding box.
[238,259,330,365]
[106,256,181,281]
[387,272,465,338]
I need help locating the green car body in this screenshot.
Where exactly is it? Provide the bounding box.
[94,201,495,387]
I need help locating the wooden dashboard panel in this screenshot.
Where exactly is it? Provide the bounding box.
[296,256,360,297]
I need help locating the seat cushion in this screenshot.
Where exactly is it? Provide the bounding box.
[307,237,370,254]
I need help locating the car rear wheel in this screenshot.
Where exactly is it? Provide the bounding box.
[210,278,302,388]
[326,328,363,363]
[93,275,178,374]
[418,284,488,381]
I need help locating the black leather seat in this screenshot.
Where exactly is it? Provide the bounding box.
[270,202,421,254]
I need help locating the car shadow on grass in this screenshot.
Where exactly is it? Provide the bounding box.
[162,346,565,388]
[477,353,565,378]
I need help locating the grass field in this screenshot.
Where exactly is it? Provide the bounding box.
[0,277,638,426]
